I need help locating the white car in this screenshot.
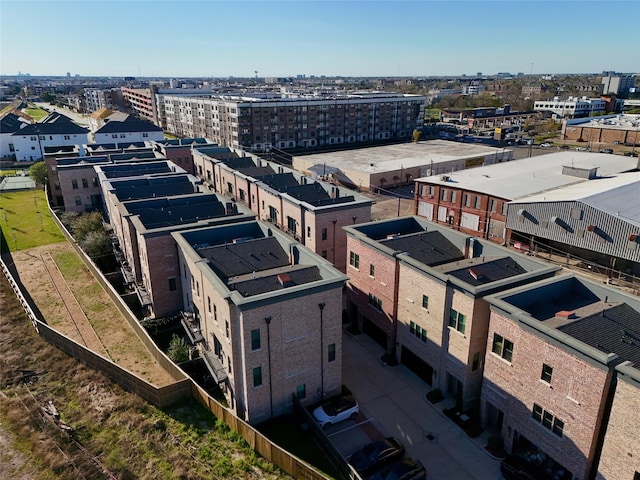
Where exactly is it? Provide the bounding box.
[312,395,359,429]
[540,142,552,148]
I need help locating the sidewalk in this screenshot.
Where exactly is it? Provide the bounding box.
[342,330,503,480]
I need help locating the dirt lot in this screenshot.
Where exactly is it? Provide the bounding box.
[4,242,174,387]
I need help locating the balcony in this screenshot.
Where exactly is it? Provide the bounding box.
[181,311,204,344]
[202,350,228,384]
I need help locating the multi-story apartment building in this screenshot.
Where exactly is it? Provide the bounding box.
[84,88,113,113]
[193,146,373,272]
[483,275,640,480]
[160,91,426,151]
[601,74,635,98]
[534,96,606,118]
[414,152,639,244]
[172,221,348,424]
[121,87,156,122]
[54,156,110,212]
[343,217,557,409]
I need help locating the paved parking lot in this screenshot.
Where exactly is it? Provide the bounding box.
[341,331,503,480]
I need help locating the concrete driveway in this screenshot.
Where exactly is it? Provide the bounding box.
[342,331,503,480]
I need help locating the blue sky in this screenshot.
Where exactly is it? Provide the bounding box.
[1,0,638,77]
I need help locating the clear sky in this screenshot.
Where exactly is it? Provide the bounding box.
[1,0,638,78]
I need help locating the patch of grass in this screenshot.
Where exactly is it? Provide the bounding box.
[0,189,65,253]
[0,169,19,177]
[24,106,49,121]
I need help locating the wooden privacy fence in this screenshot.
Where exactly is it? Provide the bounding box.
[1,203,336,480]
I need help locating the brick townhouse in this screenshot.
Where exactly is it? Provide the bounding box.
[152,138,216,176]
[172,221,348,424]
[483,275,640,480]
[343,216,557,410]
[192,146,372,273]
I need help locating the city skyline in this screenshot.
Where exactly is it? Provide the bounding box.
[1,0,639,78]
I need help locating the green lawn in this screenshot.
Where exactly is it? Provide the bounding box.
[0,170,19,177]
[24,106,49,121]
[0,189,65,253]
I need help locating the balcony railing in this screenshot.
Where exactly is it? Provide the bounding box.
[203,350,228,384]
[181,311,204,344]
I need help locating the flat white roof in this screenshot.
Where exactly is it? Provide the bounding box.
[416,152,638,200]
[294,140,510,173]
[511,172,640,227]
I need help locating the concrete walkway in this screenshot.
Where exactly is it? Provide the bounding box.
[342,330,503,480]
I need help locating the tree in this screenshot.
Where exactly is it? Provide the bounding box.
[71,211,104,242]
[167,334,190,363]
[78,231,111,259]
[28,161,47,187]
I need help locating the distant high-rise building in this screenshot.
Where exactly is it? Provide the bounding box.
[601,74,635,98]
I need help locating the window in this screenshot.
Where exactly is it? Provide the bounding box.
[409,321,427,343]
[474,196,481,209]
[213,304,217,321]
[251,329,261,350]
[448,309,466,334]
[72,179,78,189]
[82,178,88,188]
[225,320,229,337]
[168,277,176,291]
[321,250,327,258]
[63,135,70,140]
[369,264,375,277]
[142,132,149,138]
[74,196,81,206]
[422,295,429,309]
[441,189,448,201]
[253,366,262,387]
[296,384,306,399]
[532,403,564,437]
[349,251,360,269]
[490,199,497,213]
[464,194,471,207]
[450,190,456,203]
[368,293,382,310]
[492,333,514,362]
[328,343,336,362]
[541,364,553,383]
[307,226,311,238]
[321,228,327,240]
[54,182,60,190]
[472,352,480,371]
[112,134,118,139]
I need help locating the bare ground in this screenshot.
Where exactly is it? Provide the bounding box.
[5,242,174,387]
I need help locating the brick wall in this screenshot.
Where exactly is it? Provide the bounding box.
[482,311,611,480]
[139,234,183,318]
[596,375,640,480]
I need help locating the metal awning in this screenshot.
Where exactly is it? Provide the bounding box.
[203,350,228,384]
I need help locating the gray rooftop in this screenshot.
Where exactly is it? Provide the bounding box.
[294,140,509,174]
[100,161,174,178]
[382,231,465,267]
[437,256,528,286]
[124,195,229,229]
[110,176,197,201]
[416,152,638,200]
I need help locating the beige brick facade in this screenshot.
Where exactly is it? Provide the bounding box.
[596,364,640,480]
[482,311,612,480]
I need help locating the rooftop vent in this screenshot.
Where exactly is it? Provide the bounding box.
[468,268,486,281]
[556,310,577,319]
[277,273,293,287]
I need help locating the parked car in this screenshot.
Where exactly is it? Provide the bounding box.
[349,437,405,473]
[539,142,552,148]
[559,144,571,150]
[600,148,614,154]
[576,147,588,151]
[312,395,359,429]
[500,455,545,480]
[366,457,426,480]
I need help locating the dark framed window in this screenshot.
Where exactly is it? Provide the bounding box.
[253,366,262,387]
[321,228,327,240]
[168,277,177,291]
[492,333,514,362]
[422,295,429,309]
[541,364,553,384]
[251,329,260,351]
[328,343,336,362]
[449,309,466,334]
[296,384,306,399]
[349,251,360,269]
[532,403,543,422]
[472,352,480,371]
[369,264,375,277]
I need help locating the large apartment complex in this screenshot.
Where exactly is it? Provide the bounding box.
[159,91,426,151]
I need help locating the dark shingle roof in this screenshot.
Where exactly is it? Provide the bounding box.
[112,177,196,201]
[13,112,88,135]
[227,265,322,297]
[132,200,227,229]
[381,231,464,267]
[102,162,172,178]
[446,257,527,286]
[95,119,162,134]
[558,303,640,365]
[237,166,276,178]
[259,173,300,190]
[0,113,24,134]
[199,237,290,279]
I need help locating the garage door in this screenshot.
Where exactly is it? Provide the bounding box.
[400,346,433,386]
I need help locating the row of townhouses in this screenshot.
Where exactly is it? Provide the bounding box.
[40,129,639,479]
